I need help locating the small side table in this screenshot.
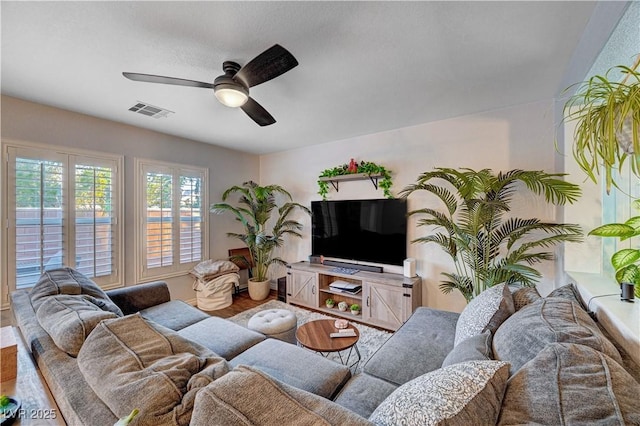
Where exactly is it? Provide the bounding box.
[296,319,361,370]
[1,326,64,425]
[1,326,17,382]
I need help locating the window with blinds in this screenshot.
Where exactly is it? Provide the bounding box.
[136,159,207,281]
[2,143,123,302]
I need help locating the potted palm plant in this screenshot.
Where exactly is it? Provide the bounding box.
[400,168,583,301]
[562,60,639,194]
[211,181,310,301]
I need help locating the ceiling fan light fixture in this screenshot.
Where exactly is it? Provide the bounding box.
[214,84,249,108]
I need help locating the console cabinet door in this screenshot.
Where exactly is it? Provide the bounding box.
[363,282,408,330]
[286,270,317,308]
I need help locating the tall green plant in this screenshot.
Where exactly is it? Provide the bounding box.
[210,181,310,282]
[400,168,583,301]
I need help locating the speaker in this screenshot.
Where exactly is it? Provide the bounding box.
[621,282,635,302]
[309,255,323,264]
[403,258,416,278]
[277,276,287,302]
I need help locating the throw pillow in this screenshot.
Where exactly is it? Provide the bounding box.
[498,343,640,425]
[547,282,587,310]
[369,360,510,426]
[510,286,541,311]
[30,267,123,316]
[454,284,514,346]
[442,331,492,367]
[77,314,230,426]
[493,298,622,374]
[191,365,372,426]
[35,294,118,356]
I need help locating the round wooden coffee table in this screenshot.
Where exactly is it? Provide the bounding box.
[295,319,361,369]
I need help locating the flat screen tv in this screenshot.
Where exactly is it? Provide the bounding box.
[311,199,407,266]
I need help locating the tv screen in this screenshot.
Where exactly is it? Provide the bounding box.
[311,199,407,266]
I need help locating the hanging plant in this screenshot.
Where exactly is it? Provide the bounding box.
[317,159,393,200]
[562,59,640,194]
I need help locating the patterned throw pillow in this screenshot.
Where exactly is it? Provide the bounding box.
[511,286,541,311]
[369,360,510,426]
[454,284,514,346]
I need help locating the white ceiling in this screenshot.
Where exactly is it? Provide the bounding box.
[2,1,601,155]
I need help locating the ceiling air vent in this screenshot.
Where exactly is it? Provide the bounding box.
[128,102,174,119]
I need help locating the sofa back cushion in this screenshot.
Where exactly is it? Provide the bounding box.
[498,343,640,425]
[454,284,514,346]
[191,365,372,426]
[35,294,119,356]
[30,267,122,316]
[77,314,229,426]
[442,331,493,367]
[369,360,510,426]
[493,298,622,374]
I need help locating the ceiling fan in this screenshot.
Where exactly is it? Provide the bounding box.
[123,44,298,126]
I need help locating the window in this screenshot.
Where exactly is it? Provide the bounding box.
[135,159,208,281]
[2,142,123,305]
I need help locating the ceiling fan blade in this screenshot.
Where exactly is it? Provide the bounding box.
[122,72,215,89]
[241,97,276,126]
[234,44,298,88]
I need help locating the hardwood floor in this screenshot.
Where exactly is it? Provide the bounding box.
[200,289,278,318]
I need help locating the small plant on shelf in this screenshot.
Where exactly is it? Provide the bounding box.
[350,303,361,315]
[325,298,335,308]
[318,158,393,200]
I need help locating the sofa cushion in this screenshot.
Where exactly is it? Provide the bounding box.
[30,267,122,316]
[510,286,541,311]
[454,284,514,346]
[363,307,460,386]
[77,314,230,426]
[498,343,640,425]
[191,365,372,426]
[229,338,351,399]
[493,298,622,374]
[177,316,265,360]
[547,282,587,310]
[333,373,398,419]
[369,360,510,426]
[140,300,210,331]
[442,331,492,367]
[35,294,118,356]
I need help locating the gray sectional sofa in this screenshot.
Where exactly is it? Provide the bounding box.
[11,268,640,425]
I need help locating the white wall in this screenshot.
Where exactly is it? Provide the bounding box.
[261,100,564,312]
[1,95,260,302]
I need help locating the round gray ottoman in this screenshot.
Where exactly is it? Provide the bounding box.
[248,309,297,344]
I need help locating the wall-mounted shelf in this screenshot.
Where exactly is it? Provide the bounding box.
[318,172,383,192]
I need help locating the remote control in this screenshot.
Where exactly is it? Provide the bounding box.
[330,331,356,338]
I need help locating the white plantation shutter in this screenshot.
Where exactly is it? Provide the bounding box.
[74,161,117,279]
[3,143,123,302]
[145,170,174,269]
[137,159,207,281]
[13,155,65,288]
[179,174,203,264]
